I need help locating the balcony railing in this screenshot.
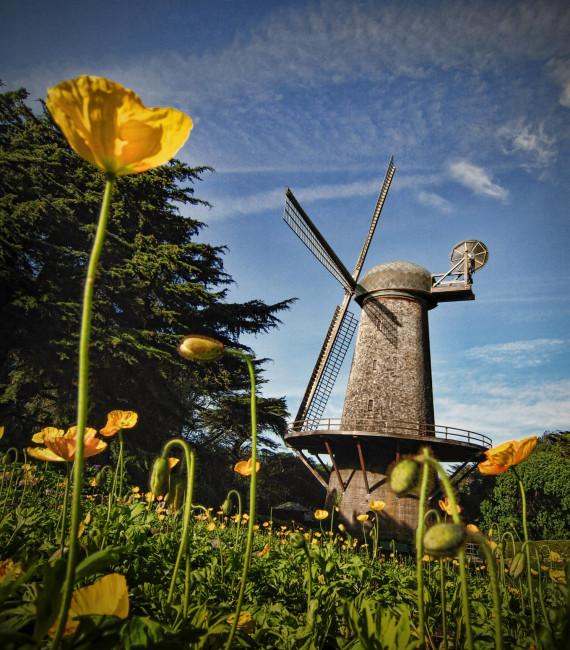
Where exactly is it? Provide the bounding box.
[287,418,492,449]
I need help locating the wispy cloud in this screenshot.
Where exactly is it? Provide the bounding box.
[497,118,557,167]
[465,339,568,368]
[417,191,453,214]
[547,58,570,108]
[435,376,570,442]
[196,178,387,220]
[448,161,509,201]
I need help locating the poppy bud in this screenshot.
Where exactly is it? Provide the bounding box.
[289,532,307,549]
[178,335,224,362]
[390,458,420,495]
[423,523,466,558]
[222,497,232,516]
[150,457,170,497]
[509,552,526,579]
[167,475,185,512]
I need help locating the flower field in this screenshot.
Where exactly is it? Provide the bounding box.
[1,75,568,649]
[0,442,569,649]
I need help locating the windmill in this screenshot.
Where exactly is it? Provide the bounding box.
[282,158,492,540]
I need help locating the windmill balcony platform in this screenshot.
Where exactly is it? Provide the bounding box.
[285,418,492,463]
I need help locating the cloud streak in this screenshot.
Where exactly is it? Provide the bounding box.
[448,161,509,201]
[465,339,568,368]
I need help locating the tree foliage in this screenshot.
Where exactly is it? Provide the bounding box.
[0,84,294,454]
[456,432,570,540]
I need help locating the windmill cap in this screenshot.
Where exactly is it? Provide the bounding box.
[355,261,432,302]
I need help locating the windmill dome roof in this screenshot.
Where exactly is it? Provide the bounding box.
[356,261,432,299]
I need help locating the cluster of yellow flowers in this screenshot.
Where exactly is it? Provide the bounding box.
[27,410,137,463]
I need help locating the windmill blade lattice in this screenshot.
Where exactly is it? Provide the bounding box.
[295,305,358,428]
[284,189,356,292]
[284,157,396,430]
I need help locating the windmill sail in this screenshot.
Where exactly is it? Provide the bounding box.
[352,156,396,279]
[284,189,355,292]
[295,301,358,427]
[284,157,396,429]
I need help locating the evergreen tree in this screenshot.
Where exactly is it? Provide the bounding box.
[0,84,294,454]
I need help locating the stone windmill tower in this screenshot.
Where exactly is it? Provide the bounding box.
[282,158,492,540]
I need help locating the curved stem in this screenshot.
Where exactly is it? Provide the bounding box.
[50,173,116,649]
[419,452,474,650]
[415,449,431,649]
[226,489,243,546]
[512,467,536,628]
[525,540,550,631]
[468,531,503,649]
[163,439,195,606]
[58,463,71,548]
[224,350,257,650]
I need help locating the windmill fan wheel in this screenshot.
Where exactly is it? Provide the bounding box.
[450,240,489,272]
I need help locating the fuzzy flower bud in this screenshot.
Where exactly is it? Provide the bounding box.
[178,335,224,362]
[390,458,420,495]
[222,497,232,516]
[509,552,526,579]
[150,457,170,497]
[167,475,186,513]
[289,532,307,549]
[423,523,466,558]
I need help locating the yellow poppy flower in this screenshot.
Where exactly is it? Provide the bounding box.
[226,610,255,635]
[466,524,480,533]
[356,514,369,522]
[549,570,567,584]
[99,410,138,437]
[49,573,129,637]
[178,335,224,362]
[31,427,65,444]
[27,427,106,462]
[314,509,329,520]
[438,497,462,516]
[234,458,260,476]
[369,500,386,511]
[478,436,537,475]
[46,76,192,176]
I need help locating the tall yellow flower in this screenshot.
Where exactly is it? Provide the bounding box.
[478,436,537,475]
[314,509,329,520]
[27,427,106,462]
[369,500,386,511]
[438,497,462,516]
[99,410,138,437]
[46,76,192,176]
[49,573,129,637]
[234,458,260,477]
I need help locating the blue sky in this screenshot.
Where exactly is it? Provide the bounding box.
[2,0,569,447]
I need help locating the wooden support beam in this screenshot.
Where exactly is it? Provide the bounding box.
[291,449,328,490]
[325,440,345,492]
[356,442,370,494]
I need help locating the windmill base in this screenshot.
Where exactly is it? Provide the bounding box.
[325,464,420,542]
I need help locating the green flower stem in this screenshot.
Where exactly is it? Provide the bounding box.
[226,489,243,546]
[163,439,196,606]
[525,541,550,630]
[418,452,474,650]
[468,531,503,650]
[50,173,116,650]
[423,509,446,649]
[415,449,431,649]
[303,543,313,618]
[511,467,536,630]
[58,463,71,548]
[224,349,257,650]
[501,531,517,585]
